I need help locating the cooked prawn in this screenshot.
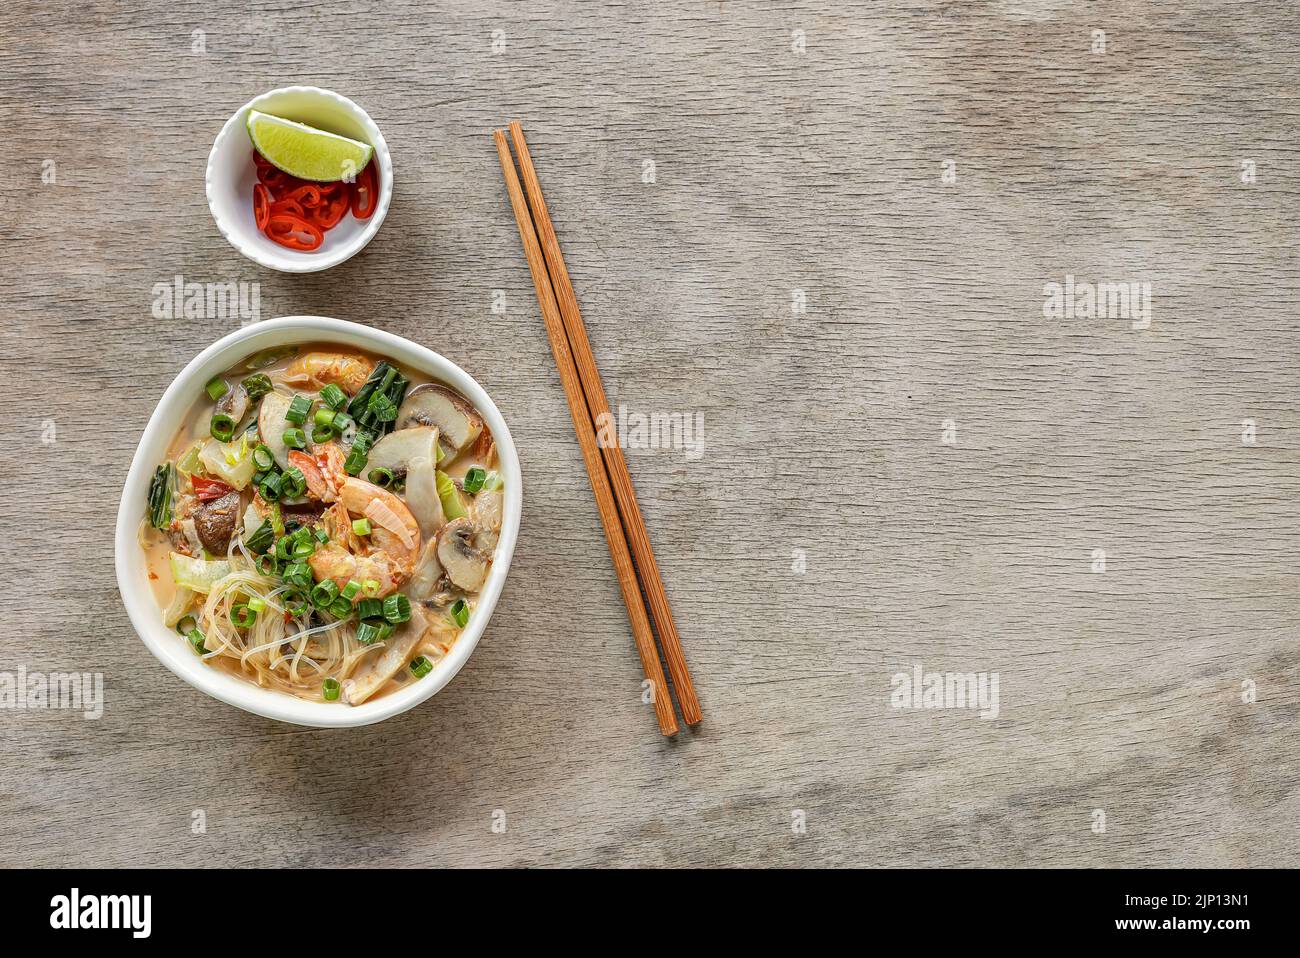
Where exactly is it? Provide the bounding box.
[308,478,422,598]
[288,442,347,502]
[284,351,376,394]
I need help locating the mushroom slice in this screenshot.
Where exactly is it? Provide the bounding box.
[193,491,241,555]
[366,427,445,537]
[257,392,295,469]
[343,604,427,705]
[396,385,483,461]
[436,517,490,592]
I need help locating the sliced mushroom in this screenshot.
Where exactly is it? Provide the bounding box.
[367,426,438,482]
[193,491,241,554]
[436,517,490,592]
[343,604,428,705]
[257,392,295,469]
[396,385,483,462]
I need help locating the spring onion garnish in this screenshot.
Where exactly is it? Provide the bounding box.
[327,596,353,619]
[343,447,368,476]
[363,578,380,595]
[409,656,433,679]
[231,603,257,628]
[248,596,267,613]
[259,472,283,502]
[292,539,315,559]
[147,463,174,530]
[322,678,341,701]
[333,411,354,433]
[450,598,469,628]
[187,628,207,654]
[205,377,229,402]
[269,501,284,536]
[245,519,275,554]
[210,413,236,443]
[368,467,395,488]
[285,395,312,425]
[257,554,281,577]
[176,615,197,636]
[356,597,384,621]
[311,579,339,607]
[242,373,273,402]
[367,392,398,423]
[314,408,336,428]
[283,427,307,450]
[283,561,312,588]
[311,424,334,444]
[463,466,487,495]
[341,580,361,602]
[347,363,407,437]
[314,527,329,543]
[282,588,310,617]
[252,444,275,471]
[320,383,347,411]
[356,621,385,645]
[383,593,411,624]
[280,466,307,499]
[352,518,371,536]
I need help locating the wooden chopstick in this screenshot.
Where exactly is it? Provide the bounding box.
[507,121,702,727]
[493,129,680,736]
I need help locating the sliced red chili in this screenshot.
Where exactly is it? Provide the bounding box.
[283,184,324,209]
[269,197,307,219]
[191,475,235,502]
[253,150,273,171]
[350,162,378,219]
[252,183,271,231]
[264,213,324,251]
[307,188,350,230]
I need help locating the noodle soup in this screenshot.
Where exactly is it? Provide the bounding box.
[139,342,503,705]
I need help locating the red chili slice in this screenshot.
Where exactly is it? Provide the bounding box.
[283,184,324,209]
[253,183,271,230]
[264,213,324,251]
[350,162,378,219]
[308,188,350,230]
[269,197,307,219]
[191,475,235,502]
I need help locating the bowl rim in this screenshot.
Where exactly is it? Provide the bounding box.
[114,316,523,728]
[205,86,394,274]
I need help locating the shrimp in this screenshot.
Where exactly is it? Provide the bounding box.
[288,442,347,502]
[308,478,422,598]
[283,351,376,394]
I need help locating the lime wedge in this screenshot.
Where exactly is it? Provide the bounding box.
[246,110,373,182]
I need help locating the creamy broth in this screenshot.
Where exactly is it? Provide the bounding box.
[140,342,502,705]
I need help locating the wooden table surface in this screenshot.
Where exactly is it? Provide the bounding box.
[1,0,1297,868]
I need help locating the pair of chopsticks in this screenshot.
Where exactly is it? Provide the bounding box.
[494,121,701,736]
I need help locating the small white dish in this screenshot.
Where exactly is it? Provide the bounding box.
[206,87,393,273]
[115,317,523,728]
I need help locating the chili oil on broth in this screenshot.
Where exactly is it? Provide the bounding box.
[139,341,504,705]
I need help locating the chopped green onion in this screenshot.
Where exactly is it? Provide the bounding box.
[176,615,197,635]
[341,580,361,602]
[463,466,487,495]
[210,413,236,443]
[148,463,174,531]
[245,519,275,554]
[352,518,371,536]
[322,678,341,701]
[283,427,307,450]
[259,472,283,502]
[231,603,257,628]
[311,424,334,444]
[282,561,312,588]
[314,408,337,428]
[450,598,469,628]
[327,596,354,619]
[343,448,368,476]
[187,628,207,654]
[311,579,339,607]
[280,466,307,499]
[256,554,281,577]
[247,596,267,613]
[362,579,380,596]
[319,383,347,411]
[357,597,385,621]
[367,391,398,423]
[314,527,329,544]
[409,656,433,679]
[205,377,229,401]
[285,395,312,425]
[383,593,411,624]
[292,538,315,559]
[252,444,275,471]
[368,467,395,488]
[242,373,273,402]
[356,621,385,645]
[269,501,284,536]
[333,411,354,432]
[282,587,310,617]
[352,429,375,454]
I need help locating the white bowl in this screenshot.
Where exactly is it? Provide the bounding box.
[206,87,394,273]
[115,317,523,728]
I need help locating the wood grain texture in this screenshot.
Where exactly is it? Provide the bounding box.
[1,0,1297,868]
